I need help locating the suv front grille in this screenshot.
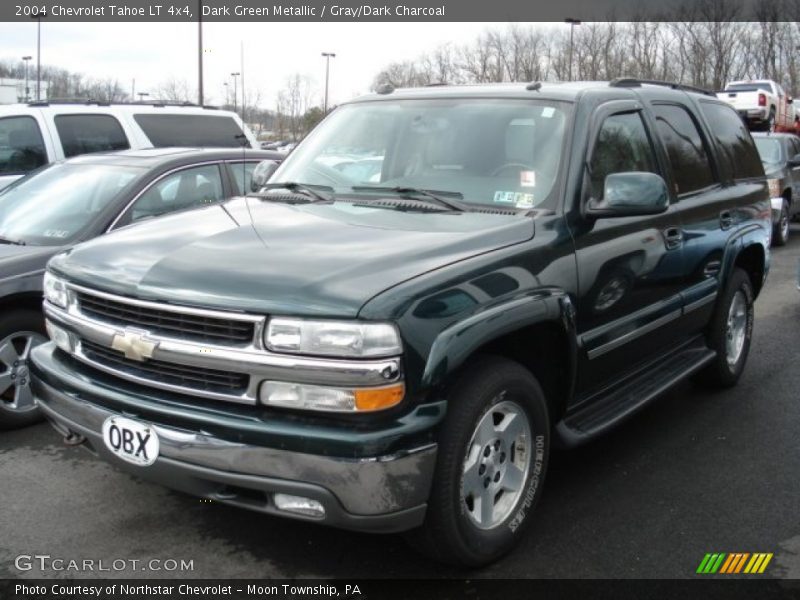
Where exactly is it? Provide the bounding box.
[81,340,250,395]
[77,292,256,345]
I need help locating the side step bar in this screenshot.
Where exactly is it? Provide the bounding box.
[556,343,716,447]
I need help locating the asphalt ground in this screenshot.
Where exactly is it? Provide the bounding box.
[2,228,800,580]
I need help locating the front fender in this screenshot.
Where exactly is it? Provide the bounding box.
[422,289,577,391]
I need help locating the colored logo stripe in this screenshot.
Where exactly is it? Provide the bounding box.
[697,553,773,574]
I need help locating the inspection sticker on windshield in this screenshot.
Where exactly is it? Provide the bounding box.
[43,229,69,238]
[514,193,534,209]
[541,107,556,118]
[520,171,536,187]
[493,191,516,204]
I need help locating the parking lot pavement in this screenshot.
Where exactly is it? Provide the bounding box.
[2,231,800,580]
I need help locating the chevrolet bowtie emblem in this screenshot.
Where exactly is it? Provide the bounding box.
[111,329,158,362]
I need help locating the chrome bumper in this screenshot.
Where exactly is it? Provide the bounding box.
[31,345,437,533]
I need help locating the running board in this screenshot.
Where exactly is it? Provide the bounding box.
[556,344,716,447]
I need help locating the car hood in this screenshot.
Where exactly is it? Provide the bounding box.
[0,244,62,283]
[763,164,787,179]
[50,198,535,317]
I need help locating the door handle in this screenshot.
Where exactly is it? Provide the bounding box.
[663,226,683,250]
[720,210,734,230]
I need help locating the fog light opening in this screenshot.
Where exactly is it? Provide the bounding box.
[273,493,326,518]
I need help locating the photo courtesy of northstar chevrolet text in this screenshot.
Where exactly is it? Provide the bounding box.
[0,0,798,595]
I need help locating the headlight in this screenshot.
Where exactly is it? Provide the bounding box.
[260,381,405,412]
[265,318,402,358]
[767,178,781,198]
[43,272,68,308]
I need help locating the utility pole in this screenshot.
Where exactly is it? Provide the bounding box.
[565,18,581,82]
[198,0,204,105]
[22,56,32,102]
[240,41,245,123]
[321,52,336,113]
[32,10,47,101]
[231,72,240,113]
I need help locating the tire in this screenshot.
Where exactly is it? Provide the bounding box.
[772,198,790,246]
[0,309,47,430]
[765,108,776,132]
[407,355,550,567]
[696,269,754,388]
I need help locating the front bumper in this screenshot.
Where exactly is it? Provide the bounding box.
[30,343,439,533]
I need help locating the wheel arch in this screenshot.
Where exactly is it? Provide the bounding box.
[733,242,766,298]
[423,291,577,423]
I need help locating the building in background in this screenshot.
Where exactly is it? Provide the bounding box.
[0,78,49,104]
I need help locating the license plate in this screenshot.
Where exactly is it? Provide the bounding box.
[102,416,159,467]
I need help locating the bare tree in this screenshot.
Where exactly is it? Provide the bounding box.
[153,77,192,103]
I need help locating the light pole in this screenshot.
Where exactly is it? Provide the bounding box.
[198,0,204,105]
[31,10,47,101]
[321,52,336,113]
[231,72,240,114]
[223,82,229,107]
[137,92,150,102]
[22,56,32,102]
[565,18,581,82]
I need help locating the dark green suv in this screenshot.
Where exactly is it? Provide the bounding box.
[31,80,770,566]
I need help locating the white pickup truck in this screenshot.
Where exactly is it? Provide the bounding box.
[716,80,795,131]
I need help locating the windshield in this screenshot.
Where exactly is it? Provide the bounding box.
[271,98,571,210]
[725,82,772,93]
[0,162,142,245]
[754,137,783,165]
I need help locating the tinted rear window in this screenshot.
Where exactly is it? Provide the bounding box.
[699,102,763,180]
[54,114,130,158]
[0,116,47,174]
[134,114,247,148]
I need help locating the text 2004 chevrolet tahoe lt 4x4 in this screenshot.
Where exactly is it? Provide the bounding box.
[31,80,769,566]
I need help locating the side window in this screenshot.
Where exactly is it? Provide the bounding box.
[126,164,224,224]
[133,114,247,148]
[54,114,130,158]
[589,111,657,198]
[0,116,47,175]
[228,161,259,195]
[652,104,716,195]
[790,138,800,159]
[699,102,763,181]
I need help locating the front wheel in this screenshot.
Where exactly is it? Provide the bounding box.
[772,198,790,246]
[407,356,550,567]
[696,269,754,388]
[0,310,48,430]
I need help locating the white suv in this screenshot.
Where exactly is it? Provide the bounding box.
[0,102,258,190]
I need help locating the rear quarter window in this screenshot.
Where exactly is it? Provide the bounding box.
[699,102,763,181]
[134,114,247,148]
[0,115,47,174]
[54,114,130,158]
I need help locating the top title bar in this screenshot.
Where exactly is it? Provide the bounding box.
[0,0,776,22]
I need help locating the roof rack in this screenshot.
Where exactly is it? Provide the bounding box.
[609,78,716,97]
[26,99,218,109]
[424,82,449,87]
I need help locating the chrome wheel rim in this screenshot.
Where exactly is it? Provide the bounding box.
[725,291,748,369]
[462,400,531,530]
[781,207,790,240]
[594,277,628,311]
[0,331,47,413]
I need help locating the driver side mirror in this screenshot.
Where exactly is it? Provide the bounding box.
[586,172,669,218]
[250,160,280,192]
[788,153,800,168]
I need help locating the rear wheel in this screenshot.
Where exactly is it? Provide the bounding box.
[772,198,790,246]
[407,356,550,567]
[0,310,47,430]
[697,269,754,388]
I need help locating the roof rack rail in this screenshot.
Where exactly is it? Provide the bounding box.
[424,82,449,87]
[26,99,216,109]
[609,78,716,97]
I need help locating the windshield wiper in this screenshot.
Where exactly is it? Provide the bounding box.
[352,186,468,212]
[255,182,333,203]
[0,235,25,246]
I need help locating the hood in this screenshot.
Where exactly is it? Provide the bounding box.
[763,163,786,179]
[0,244,62,283]
[50,198,534,317]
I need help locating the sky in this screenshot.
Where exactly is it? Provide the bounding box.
[0,21,495,109]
